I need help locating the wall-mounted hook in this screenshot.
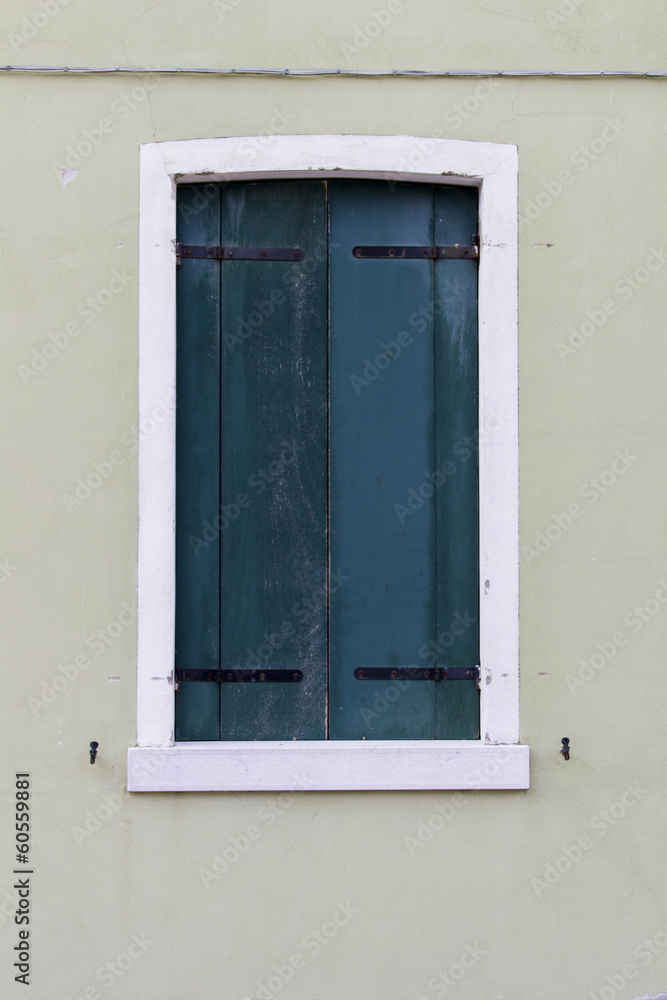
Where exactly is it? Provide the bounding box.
[560,737,570,761]
[89,741,99,765]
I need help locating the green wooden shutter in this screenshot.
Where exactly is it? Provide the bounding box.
[174,185,221,741]
[175,181,328,741]
[175,179,479,742]
[329,180,437,738]
[217,181,328,740]
[433,186,480,739]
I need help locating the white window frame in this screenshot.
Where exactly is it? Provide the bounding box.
[128,134,527,792]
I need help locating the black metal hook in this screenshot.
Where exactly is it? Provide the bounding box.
[560,737,570,761]
[89,741,99,765]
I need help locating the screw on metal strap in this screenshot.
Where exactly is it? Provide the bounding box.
[176,668,303,683]
[354,666,480,681]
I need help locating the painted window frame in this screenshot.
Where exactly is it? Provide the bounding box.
[128,134,527,792]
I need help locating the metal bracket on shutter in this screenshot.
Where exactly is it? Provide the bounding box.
[176,668,303,683]
[354,666,480,681]
[352,237,479,260]
[176,244,304,267]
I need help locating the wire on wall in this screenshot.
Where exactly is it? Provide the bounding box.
[1,66,666,79]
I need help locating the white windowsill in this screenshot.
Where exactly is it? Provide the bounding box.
[128,741,529,792]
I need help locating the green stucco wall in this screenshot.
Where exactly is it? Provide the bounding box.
[2,2,667,998]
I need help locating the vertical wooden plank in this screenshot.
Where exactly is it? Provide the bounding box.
[219,181,328,740]
[329,180,437,739]
[174,184,222,740]
[434,185,480,739]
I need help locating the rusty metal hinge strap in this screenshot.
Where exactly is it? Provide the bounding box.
[176,244,303,266]
[352,239,479,260]
[354,666,480,681]
[176,668,302,683]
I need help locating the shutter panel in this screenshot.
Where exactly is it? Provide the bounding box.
[218,181,328,740]
[434,186,480,739]
[328,180,437,739]
[175,184,222,740]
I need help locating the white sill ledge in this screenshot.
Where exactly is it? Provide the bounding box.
[127,742,529,792]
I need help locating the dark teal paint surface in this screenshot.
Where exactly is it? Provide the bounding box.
[217,182,328,740]
[433,186,480,738]
[174,180,480,742]
[329,181,437,739]
[175,184,222,740]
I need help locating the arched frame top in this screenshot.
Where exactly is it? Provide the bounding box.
[129,134,527,791]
